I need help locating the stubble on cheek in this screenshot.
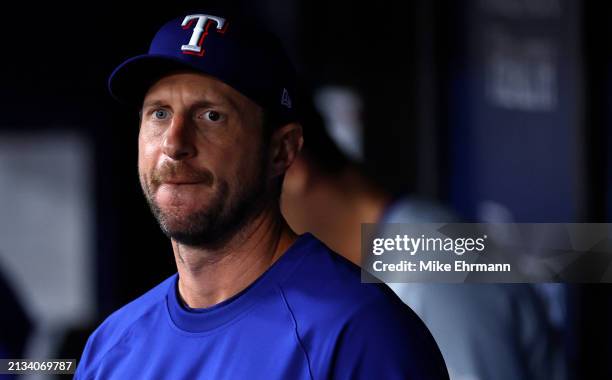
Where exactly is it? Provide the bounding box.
[138,169,155,205]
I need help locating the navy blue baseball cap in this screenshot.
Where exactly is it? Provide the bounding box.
[108,12,297,125]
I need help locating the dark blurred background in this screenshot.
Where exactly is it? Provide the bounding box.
[0,0,610,378]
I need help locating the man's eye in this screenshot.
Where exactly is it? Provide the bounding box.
[203,110,223,122]
[153,109,169,120]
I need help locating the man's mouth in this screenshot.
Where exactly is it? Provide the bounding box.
[151,164,215,188]
[161,179,203,185]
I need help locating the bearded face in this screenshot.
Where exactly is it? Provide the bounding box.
[138,72,270,248]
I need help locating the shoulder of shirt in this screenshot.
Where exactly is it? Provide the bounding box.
[81,274,175,361]
[275,235,449,380]
[277,234,412,325]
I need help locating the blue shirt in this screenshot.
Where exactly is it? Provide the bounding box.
[76,233,448,379]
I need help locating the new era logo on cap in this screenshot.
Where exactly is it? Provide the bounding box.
[281,88,292,109]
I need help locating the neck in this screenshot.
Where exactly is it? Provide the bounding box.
[173,203,297,308]
[311,169,390,264]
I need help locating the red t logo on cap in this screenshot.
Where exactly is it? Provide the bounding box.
[181,14,228,56]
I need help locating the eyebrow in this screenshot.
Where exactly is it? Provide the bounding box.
[141,100,168,110]
[189,100,233,113]
[141,98,240,114]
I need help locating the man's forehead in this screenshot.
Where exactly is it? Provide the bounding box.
[144,71,239,105]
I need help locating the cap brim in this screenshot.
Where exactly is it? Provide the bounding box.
[108,54,211,107]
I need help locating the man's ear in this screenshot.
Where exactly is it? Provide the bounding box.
[268,122,303,178]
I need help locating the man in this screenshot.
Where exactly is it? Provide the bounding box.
[282,94,565,380]
[75,11,449,379]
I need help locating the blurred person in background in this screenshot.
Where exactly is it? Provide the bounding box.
[282,90,566,380]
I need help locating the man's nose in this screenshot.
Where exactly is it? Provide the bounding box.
[162,114,197,160]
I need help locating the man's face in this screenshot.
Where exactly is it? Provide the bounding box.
[138,72,269,247]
